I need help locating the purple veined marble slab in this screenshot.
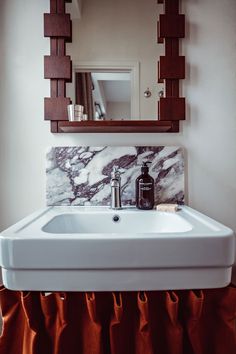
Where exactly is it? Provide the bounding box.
[46,146,184,206]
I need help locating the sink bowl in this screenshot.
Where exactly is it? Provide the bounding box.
[42,211,193,234]
[0,206,235,291]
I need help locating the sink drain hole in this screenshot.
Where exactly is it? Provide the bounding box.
[112,215,120,223]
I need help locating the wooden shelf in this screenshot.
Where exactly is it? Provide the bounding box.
[57,120,179,133]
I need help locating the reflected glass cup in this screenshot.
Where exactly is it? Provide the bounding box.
[67,104,84,121]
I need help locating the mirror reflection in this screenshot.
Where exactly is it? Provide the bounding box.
[68,0,162,121]
[75,71,131,120]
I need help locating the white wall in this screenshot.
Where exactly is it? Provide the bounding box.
[0,0,236,282]
[106,102,131,120]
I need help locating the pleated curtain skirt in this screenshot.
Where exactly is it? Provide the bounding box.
[0,285,235,354]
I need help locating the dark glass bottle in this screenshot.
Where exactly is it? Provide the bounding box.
[136,161,154,210]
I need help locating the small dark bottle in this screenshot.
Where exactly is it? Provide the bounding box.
[136,161,154,210]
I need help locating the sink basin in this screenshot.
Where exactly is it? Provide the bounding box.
[0,206,235,291]
[42,211,193,234]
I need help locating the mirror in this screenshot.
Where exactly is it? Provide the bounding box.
[67,0,162,120]
[44,0,185,133]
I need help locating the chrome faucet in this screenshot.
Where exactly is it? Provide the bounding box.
[110,166,122,209]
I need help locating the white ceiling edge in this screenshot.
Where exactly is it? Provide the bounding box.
[66,0,82,20]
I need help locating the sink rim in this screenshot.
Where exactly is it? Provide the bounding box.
[1,205,233,239]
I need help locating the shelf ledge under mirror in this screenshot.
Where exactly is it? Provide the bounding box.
[58,120,179,133]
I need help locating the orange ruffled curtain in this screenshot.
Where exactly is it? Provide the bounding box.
[0,285,235,354]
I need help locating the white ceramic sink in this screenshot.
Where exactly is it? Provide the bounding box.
[0,206,235,291]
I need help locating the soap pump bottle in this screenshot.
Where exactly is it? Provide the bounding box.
[136,161,154,210]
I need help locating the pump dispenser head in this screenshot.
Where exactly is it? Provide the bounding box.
[141,161,151,173]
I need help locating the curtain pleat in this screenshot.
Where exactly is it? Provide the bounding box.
[21,291,51,354]
[0,286,235,354]
[109,292,136,354]
[0,287,26,354]
[135,291,153,354]
[164,291,183,354]
[109,292,124,354]
[40,292,56,353]
[40,292,73,354]
[82,292,104,354]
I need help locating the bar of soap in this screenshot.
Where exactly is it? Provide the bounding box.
[156,203,179,212]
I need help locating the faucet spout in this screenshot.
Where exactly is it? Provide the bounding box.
[110,166,122,210]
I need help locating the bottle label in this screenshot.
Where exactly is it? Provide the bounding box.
[139,182,153,191]
[136,178,154,209]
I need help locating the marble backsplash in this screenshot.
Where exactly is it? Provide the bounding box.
[46,146,184,206]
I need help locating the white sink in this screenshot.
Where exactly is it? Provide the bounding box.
[0,206,235,291]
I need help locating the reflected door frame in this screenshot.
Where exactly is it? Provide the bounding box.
[70,61,140,120]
